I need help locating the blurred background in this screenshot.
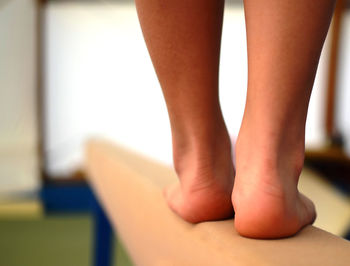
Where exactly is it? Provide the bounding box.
[1,0,350,265]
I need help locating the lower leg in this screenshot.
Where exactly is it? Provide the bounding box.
[135,0,234,222]
[233,0,336,238]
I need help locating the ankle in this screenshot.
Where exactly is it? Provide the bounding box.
[172,125,234,190]
[235,127,305,184]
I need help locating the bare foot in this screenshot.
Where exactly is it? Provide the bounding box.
[164,128,235,223]
[232,124,316,239]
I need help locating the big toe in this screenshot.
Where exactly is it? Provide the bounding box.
[299,193,317,225]
[163,183,188,219]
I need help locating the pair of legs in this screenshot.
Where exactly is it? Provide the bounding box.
[135,0,336,238]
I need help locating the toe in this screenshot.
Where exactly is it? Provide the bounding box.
[163,183,186,218]
[299,193,317,226]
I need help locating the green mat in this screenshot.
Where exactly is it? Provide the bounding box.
[0,214,133,266]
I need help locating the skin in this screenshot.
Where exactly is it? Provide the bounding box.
[135,0,235,223]
[135,0,336,238]
[233,0,336,238]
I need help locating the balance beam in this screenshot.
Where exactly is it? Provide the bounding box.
[85,139,350,266]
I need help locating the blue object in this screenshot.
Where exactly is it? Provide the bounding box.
[40,183,94,212]
[92,197,114,266]
[40,182,115,266]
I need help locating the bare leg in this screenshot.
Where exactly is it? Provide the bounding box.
[233,0,336,238]
[135,0,235,222]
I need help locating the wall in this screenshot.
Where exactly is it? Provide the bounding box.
[0,0,40,197]
[336,12,350,155]
[44,2,343,176]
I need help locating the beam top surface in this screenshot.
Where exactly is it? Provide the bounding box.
[86,139,350,266]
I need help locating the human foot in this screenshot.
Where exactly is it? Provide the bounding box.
[232,176,316,239]
[232,124,316,239]
[164,127,235,223]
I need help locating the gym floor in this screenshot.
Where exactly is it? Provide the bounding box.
[0,213,133,266]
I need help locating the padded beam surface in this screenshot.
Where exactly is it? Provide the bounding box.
[85,139,350,266]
